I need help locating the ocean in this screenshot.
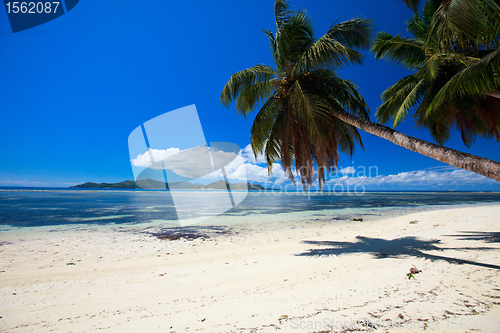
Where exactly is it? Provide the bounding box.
[1,188,500,233]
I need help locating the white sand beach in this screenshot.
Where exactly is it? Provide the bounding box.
[1,204,500,332]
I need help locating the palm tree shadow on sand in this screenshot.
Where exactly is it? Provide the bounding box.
[446,231,500,244]
[296,233,500,270]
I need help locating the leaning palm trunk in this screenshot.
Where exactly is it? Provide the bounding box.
[331,108,500,182]
[487,91,500,99]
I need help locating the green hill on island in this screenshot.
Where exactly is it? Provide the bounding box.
[70,179,265,191]
[70,179,194,189]
[188,180,265,190]
[71,180,140,189]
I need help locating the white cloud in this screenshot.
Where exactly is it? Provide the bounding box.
[131,146,243,180]
[236,145,289,183]
[229,163,267,182]
[0,180,38,184]
[241,144,267,164]
[236,144,500,191]
[131,148,181,167]
[232,155,500,190]
[227,160,288,183]
[130,144,286,184]
[131,146,211,179]
[324,167,500,190]
[131,143,499,191]
[0,180,78,187]
[131,145,276,182]
[339,166,356,175]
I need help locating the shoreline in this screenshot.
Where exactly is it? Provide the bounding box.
[1,204,500,332]
[0,200,498,236]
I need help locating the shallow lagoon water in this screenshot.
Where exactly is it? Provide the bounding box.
[1,189,500,235]
[0,190,494,234]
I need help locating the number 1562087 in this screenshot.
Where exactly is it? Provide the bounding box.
[5,2,61,14]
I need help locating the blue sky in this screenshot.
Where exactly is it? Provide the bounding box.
[1,0,499,191]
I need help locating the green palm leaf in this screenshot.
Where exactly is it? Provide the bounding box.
[220,64,276,115]
[295,18,372,74]
[236,79,279,115]
[427,0,500,51]
[251,95,280,154]
[427,49,500,112]
[372,32,425,70]
[326,18,373,50]
[377,75,421,124]
[375,0,500,147]
[399,0,421,12]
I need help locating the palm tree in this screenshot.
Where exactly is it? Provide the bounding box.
[221,0,500,186]
[399,0,421,12]
[373,0,500,148]
[221,1,372,189]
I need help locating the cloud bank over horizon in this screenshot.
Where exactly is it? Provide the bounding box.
[127,144,500,191]
[7,144,497,190]
[229,145,500,191]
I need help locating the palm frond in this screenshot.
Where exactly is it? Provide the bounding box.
[290,80,333,142]
[376,0,500,147]
[220,64,276,115]
[393,79,426,126]
[427,0,500,51]
[376,75,421,124]
[294,18,372,74]
[399,0,421,12]
[326,17,373,50]
[417,53,442,81]
[427,49,500,112]
[372,32,425,70]
[275,0,293,29]
[407,13,427,39]
[274,9,315,66]
[236,79,278,115]
[335,118,364,157]
[310,70,370,119]
[250,95,280,155]
[416,105,454,145]
[294,36,364,74]
[263,29,285,73]
[261,109,287,174]
[422,0,442,25]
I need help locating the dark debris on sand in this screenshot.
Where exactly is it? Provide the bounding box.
[148,226,234,241]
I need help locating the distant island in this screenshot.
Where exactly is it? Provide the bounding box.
[185,179,265,191]
[70,179,266,191]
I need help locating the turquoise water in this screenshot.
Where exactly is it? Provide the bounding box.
[1,188,499,232]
